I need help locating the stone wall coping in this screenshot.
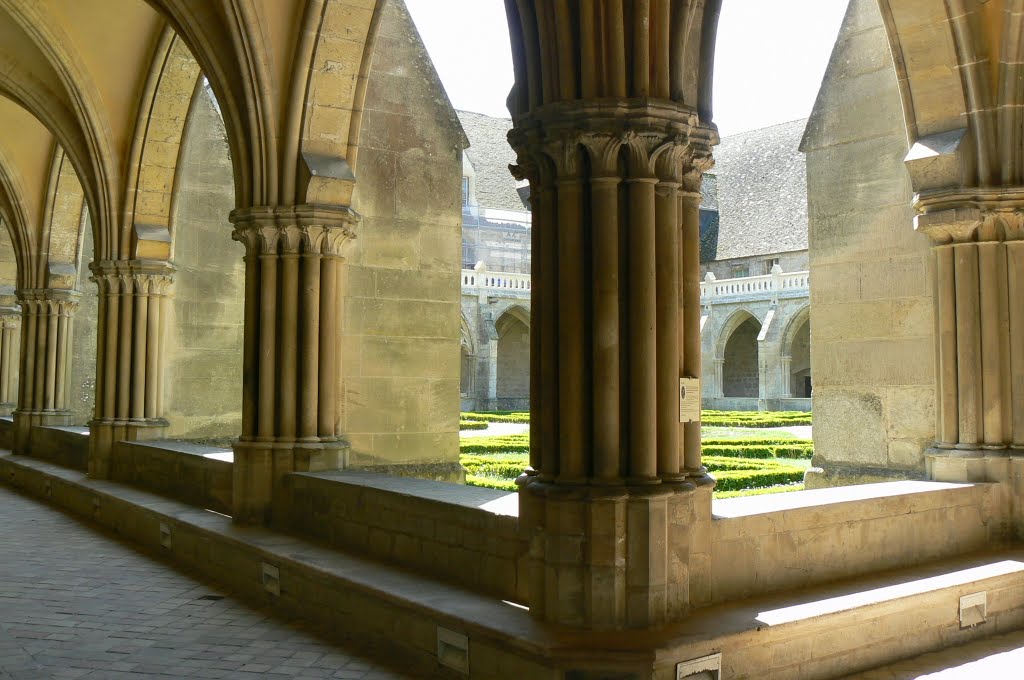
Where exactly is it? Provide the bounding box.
[292,469,519,517]
[121,438,234,463]
[37,425,89,436]
[117,438,234,464]
[713,480,975,519]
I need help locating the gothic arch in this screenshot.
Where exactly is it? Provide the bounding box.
[124,29,202,260]
[780,305,811,359]
[495,305,531,335]
[460,312,476,357]
[714,308,761,360]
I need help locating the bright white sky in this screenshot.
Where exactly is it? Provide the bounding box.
[404,0,850,136]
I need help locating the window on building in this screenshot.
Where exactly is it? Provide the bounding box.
[762,257,780,274]
[462,177,470,206]
[731,264,749,278]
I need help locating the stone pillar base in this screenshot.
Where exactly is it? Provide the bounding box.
[13,410,73,454]
[518,477,710,630]
[88,418,169,479]
[232,439,350,525]
[924,446,1024,484]
[0,402,14,417]
[926,447,1024,540]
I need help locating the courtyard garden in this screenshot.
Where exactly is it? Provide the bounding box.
[460,410,812,499]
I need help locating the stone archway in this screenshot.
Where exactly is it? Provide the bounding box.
[495,306,529,408]
[788,317,811,399]
[722,315,760,399]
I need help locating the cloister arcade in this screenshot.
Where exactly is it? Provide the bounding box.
[0,0,1023,677]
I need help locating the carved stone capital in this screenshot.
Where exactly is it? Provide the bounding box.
[230,205,358,258]
[15,288,81,316]
[89,260,176,297]
[507,98,719,189]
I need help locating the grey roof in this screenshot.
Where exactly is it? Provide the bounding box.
[457,110,525,212]
[701,119,808,260]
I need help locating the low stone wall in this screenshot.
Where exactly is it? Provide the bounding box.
[283,470,523,602]
[110,440,232,515]
[0,416,12,450]
[30,426,89,471]
[696,480,1004,605]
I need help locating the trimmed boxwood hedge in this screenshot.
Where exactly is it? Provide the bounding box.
[460,434,813,459]
[702,443,813,459]
[702,410,811,427]
[465,475,517,492]
[459,420,489,431]
[711,467,806,491]
[460,411,530,424]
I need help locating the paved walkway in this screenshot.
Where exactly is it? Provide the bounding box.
[839,629,1024,679]
[0,486,422,680]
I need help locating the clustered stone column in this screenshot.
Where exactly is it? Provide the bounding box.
[229,206,356,525]
[917,206,1024,474]
[0,301,20,416]
[13,289,79,452]
[510,103,716,630]
[88,260,173,477]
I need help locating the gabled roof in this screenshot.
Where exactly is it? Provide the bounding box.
[701,118,809,260]
[457,110,526,212]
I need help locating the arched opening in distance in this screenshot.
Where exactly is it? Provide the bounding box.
[789,317,811,398]
[723,316,760,398]
[495,307,529,407]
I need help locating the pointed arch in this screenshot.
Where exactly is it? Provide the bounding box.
[780,305,811,359]
[460,312,476,357]
[714,308,761,360]
[495,304,531,336]
[123,28,203,260]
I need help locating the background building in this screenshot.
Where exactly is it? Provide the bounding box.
[459,114,813,412]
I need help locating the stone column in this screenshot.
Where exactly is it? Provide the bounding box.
[781,355,793,398]
[510,103,716,630]
[486,339,498,404]
[917,208,1021,481]
[88,260,173,477]
[713,358,725,399]
[230,206,356,525]
[0,303,20,416]
[13,289,79,452]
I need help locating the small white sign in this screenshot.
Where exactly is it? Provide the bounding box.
[679,377,701,423]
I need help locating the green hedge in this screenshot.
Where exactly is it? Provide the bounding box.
[459,420,489,431]
[702,410,811,427]
[460,411,530,424]
[714,483,804,499]
[703,455,787,472]
[461,454,528,479]
[712,466,806,491]
[460,434,813,460]
[702,443,813,459]
[466,475,517,492]
[460,435,530,454]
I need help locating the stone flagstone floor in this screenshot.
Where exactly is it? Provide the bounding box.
[0,484,427,680]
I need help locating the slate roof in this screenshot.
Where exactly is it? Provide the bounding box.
[701,118,809,260]
[457,110,525,212]
[456,110,807,261]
